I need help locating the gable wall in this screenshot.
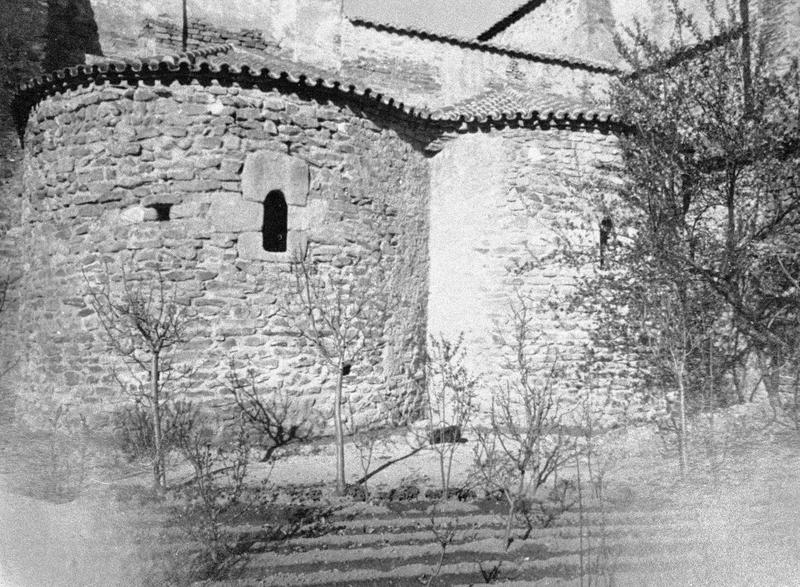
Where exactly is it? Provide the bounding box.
[342,24,612,109]
[490,0,749,66]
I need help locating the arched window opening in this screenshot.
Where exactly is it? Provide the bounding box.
[262,190,288,252]
[599,217,613,268]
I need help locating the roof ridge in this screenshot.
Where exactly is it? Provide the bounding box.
[86,43,233,69]
[475,0,549,42]
[433,86,614,123]
[12,53,622,141]
[347,17,620,74]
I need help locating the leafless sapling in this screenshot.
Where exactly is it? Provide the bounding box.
[279,248,394,495]
[175,414,253,581]
[424,333,479,498]
[423,504,460,586]
[474,294,574,550]
[85,262,193,490]
[575,395,623,587]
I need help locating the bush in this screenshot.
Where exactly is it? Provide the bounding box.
[112,400,199,463]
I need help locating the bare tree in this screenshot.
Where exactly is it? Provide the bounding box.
[280,249,394,494]
[227,365,317,462]
[176,415,252,581]
[84,262,193,490]
[474,294,575,550]
[423,504,460,586]
[423,333,478,498]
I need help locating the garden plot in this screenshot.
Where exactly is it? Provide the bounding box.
[4,415,798,586]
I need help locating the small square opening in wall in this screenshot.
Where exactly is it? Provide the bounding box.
[146,203,173,221]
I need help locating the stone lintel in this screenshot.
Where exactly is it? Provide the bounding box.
[242,151,309,207]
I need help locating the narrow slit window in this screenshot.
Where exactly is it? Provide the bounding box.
[599,217,613,268]
[262,190,288,252]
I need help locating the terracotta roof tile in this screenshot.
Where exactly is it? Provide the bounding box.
[433,87,618,124]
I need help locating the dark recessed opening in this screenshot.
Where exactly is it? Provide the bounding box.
[147,203,172,221]
[262,190,288,252]
[599,216,613,268]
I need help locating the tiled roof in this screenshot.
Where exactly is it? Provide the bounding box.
[475,0,549,42]
[347,17,620,74]
[12,45,623,139]
[201,46,336,82]
[433,87,618,124]
[89,43,234,69]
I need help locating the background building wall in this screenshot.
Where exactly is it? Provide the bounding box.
[341,23,612,109]
[489,0,752,65]
[135,15,613,111]
[89,0,345,65]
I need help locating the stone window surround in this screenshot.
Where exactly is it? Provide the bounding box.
[236,150,311,262]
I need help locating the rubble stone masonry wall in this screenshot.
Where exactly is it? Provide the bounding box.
[5,80,433,427]
[138,18,280,55]
[429,126,637,420]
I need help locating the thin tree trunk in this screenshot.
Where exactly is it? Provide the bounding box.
[764,350,783,407]
[576,453,585,587]
[739,0,752,117]
[724,167,737,277]
[677,369,688,477]
[151,353,165,490]
[334,359,346,495]
[504,492,516,550]
[439,454,447,497]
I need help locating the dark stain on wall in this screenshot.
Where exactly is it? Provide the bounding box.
[43,0,102,72]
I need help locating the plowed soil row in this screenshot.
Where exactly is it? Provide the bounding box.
[2,417,800,586]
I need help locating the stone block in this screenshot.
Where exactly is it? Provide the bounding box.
[241,151,309,207]
[133,87,157,102]
[171,201,204,219]
[286,230,308,257]
[120,206,147,223]
[288,199,327,231]
[238,230,307,261]
[209,196,262,232]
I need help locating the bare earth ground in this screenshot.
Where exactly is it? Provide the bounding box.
[1,401,799,586]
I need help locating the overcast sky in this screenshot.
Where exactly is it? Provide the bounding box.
[343,0,525,37]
